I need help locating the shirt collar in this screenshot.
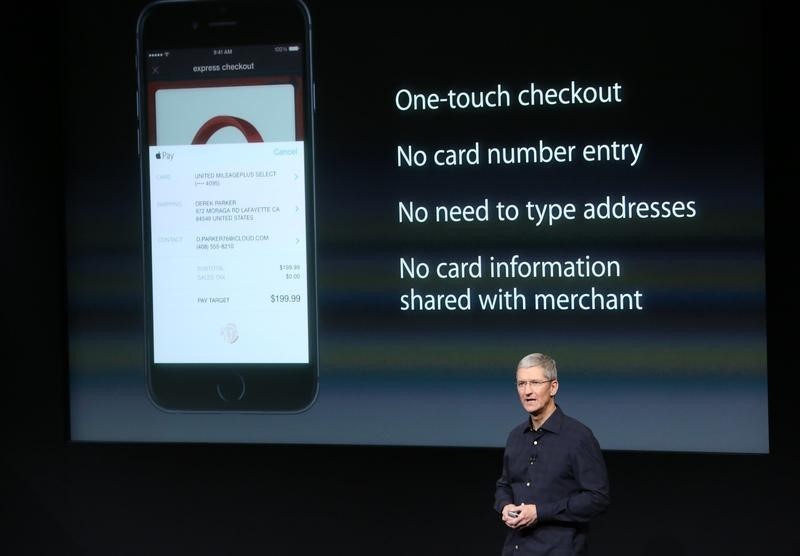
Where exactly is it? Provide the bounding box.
[524,404,563,435]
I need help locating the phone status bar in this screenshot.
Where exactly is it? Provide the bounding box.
[145,45,299,59]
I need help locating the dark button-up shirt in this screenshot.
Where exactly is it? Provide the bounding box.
[494,405,610,555]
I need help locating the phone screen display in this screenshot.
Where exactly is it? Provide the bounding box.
[143,45,310,365]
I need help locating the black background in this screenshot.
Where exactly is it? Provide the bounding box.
[2,1,796,554]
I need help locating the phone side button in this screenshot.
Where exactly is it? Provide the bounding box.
[216,371,246,402]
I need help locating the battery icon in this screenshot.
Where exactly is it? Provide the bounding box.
[288,45,300,51]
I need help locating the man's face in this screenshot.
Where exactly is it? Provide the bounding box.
[516,365,558,415]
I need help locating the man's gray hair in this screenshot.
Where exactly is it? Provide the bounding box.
[516,353,558,380]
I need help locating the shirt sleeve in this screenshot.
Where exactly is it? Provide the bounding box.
[494,437,515,513]
[536,429,610,523]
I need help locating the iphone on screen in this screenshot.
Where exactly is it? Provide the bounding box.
[137,0,318,411]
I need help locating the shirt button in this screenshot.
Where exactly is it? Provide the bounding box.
[534,440,538,445]
[526,482,530,486]
[515,545,519,550]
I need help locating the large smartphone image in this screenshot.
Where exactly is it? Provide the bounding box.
[136,0,317,411]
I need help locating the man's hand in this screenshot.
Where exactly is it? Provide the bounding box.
[501,503,538,529]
